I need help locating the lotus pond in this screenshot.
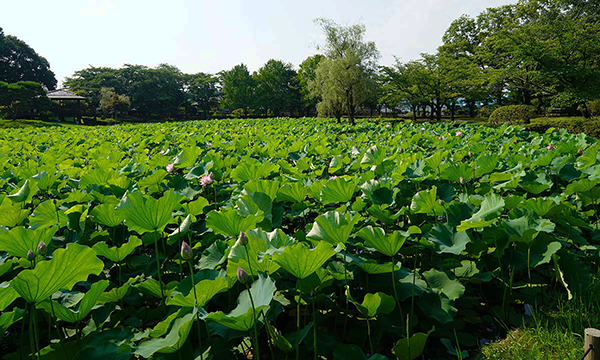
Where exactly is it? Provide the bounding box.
[0,118,599,359]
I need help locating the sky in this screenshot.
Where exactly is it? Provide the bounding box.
[1,0,517,87]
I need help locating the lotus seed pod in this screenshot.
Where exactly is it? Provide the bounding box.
[37,241,47,256]
[26,249,35,261]
[180,241,193,260]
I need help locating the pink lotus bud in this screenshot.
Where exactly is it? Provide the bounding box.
[468,151,472,157]
[27,249,35,261]
[439,136,444,140]
[385,124,390,128]
[438,199,443,205]
[181,241,193,260]
[207,142,212,147]
[421,127,426,131]
[160,150,166,155]
[237,267,250,284]
[459,176,464,184]
[578,148,583,154]
[514,140,518,144]
[455,131,462,137]
[237,231,248,246]
[166,163,175,173]
[37,241,47,256]
[546,145,553,150]
[200,172,213,186]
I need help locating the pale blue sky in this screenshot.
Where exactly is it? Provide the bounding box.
[1,0,516,86]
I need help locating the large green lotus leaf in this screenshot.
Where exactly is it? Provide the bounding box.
[198,241,228,270]
[11,243,104,304]
[183,164,207,180]
[167,277,229,307]
[276,182,309,203]
[37,280,109,323]
[273,241,337,279]
[576,147,597,169]
[320,177,357,205]
[65,204,89,234]
[474,154,500,177]
[422,269,465,301]
[7,179,37,203]
[529,240,561,268]
[361,179,396,205]
[0,227,57,258]
[427,223,470,255]
[167,214,192,245]
[231,160,279,182]
[244,179,280,201]
[359,260,397,274]
[236,192,272,223]
[306,211,360,245]
[554,249,591,299]
[29,200,67,230]
[133,308,196,358]
[356,226,406,257]
[503,216,555,243]
[228,228,293,274]
[520,197,560,217]
[205,207,258,237]
[117,189,184,234]
[173,147,201,168]
[0,307,25,333]
[0,200,29,227]
[417,292,456,324]
[410,186,444,216]
[0,282,20,311]
[32,170,58,191]
[353,292,395,318]
[138,169,168,190]
[577,187,600,207]
[203,274,276,331]
[181,197,209,217]
[393,327,435,360]
[441,163,474,183]
[332,343,367,360]
[98,276,139,304]
[92,236,142,263]
[89,203,125,228]
[457,193,504,231]
[360,145,386,166]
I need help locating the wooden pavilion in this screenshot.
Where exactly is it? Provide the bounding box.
[46,89,96,124]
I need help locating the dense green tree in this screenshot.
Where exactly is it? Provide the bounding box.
[63,66,121,106]
[129,64,185,118]
[0,27,4,54]
[297,54,325,116]
[311,18,380,124]
[255,59,300,116]
[381,61,430,121]
[186,72,220,118]
[309,58,345,121]
[220,64,255,116]
[99,87,130,120]
[0,81,52,119]
[0,34,56,89]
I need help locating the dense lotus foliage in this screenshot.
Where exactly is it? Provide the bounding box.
[0,118,599,359]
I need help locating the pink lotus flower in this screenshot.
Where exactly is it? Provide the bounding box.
[455,131,462,137]
[160,150,166,155]
[547,145,553,150]
[385,124,390,128]
[578,148,583,154]
[514,140,518,144]
[166,163,175,173]
[439,136,444,140]
[459,176,464,184]
[468,151,472,157]
[329,175,338,180]
[200,172,213,186]
[206,142,212,147]
[421,127,426,131]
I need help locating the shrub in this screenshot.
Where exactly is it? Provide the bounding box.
[489,105,536,126]
[587,99,600,118]
[525,117,600,138]
[477,104,500,120]
[231,108,245,118]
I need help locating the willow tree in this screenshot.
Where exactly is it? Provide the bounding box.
[310,18,379,125]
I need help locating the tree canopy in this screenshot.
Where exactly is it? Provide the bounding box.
[0,34,56,90]
[310,18,380,124]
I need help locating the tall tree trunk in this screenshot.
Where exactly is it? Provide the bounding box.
[468,101,476,118]
[450,100,455,121]
[411,104,417,122]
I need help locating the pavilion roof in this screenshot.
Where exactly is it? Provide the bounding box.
[47,89,87,100]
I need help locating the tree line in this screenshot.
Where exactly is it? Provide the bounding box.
[2,0,600,122]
